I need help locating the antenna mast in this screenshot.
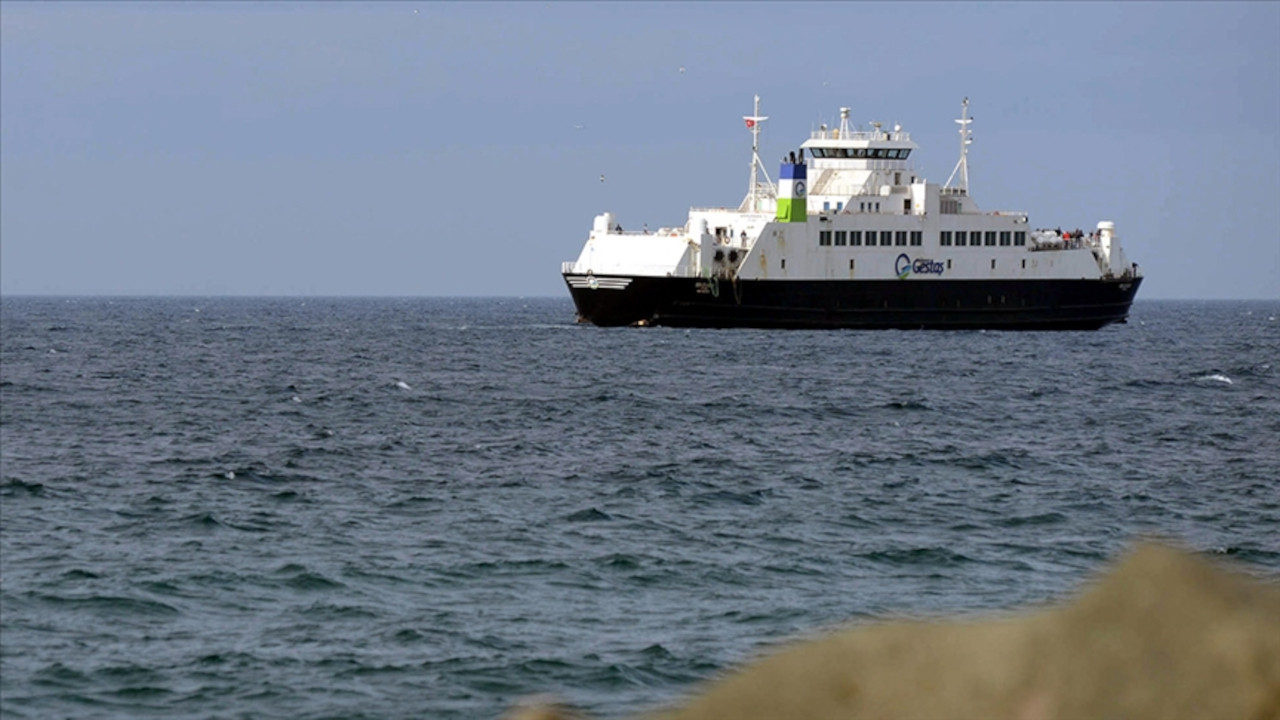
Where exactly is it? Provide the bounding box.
[944,97,973,193]
[742,95,773,212]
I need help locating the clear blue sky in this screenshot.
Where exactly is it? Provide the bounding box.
[2,1,1277,298]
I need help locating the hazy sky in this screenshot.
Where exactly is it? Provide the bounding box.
[2,1,1277,298]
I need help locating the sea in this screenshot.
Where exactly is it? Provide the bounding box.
[2,296,1278,719]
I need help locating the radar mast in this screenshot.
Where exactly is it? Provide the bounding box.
[944,97,973,194]
[740,95,776,212]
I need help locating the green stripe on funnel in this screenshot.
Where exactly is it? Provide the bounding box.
[776,197,806,222]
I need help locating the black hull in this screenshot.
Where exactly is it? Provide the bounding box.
[564,275,1142,330]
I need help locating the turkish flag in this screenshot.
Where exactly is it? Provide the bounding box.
[745,119,756,129]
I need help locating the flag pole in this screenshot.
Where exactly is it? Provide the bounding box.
[743,95,769,212]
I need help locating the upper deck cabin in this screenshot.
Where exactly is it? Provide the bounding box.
[799,108,926,212]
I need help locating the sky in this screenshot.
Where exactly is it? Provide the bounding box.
[1,1,1277,299]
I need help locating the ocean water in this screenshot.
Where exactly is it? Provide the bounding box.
[2,296,1278,719]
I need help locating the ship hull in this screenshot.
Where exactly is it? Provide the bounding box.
[564,275,1142,330]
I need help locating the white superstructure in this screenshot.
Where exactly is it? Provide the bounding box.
[562,97,1142,330]
[566,98,1139,288]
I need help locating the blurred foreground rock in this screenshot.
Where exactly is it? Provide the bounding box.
[505,543,1280,720]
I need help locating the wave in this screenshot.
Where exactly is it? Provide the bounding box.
[691,489,774,506]
[996,511,1069,528]
[0,478,45,496]
[859,547,977,567]
[32,594,181,617]
[1193,372,1234,385]
[565,507,613,522]
[270,564,347,592]
[881,399,932,411]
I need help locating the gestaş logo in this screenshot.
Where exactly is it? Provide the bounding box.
[896,253,945,279]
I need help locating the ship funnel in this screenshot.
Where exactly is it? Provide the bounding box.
[777,159,807,223]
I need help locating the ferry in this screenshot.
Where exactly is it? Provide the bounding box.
[562,97,1141,329]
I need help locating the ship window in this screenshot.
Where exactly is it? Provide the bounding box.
[835,231,847,246]
[851,231,862,246]
[809,148,824,158]
[991,259,996,269]
[1014,231,1026,246]
[954,231,966,246]
[819,230,832,246]
[880,231,892,246]
[781,258,786,269]
[940,231,952,246]
[823,201,830,211]
[895,231,907,246]
[900,150,912,159]
[837,202,844,211]
[850,259,855,270]
[874,148,888,159]
[985,231,997,246]
[875,202,881,212]
[1000,231,1011,246]
[910,231,922,246]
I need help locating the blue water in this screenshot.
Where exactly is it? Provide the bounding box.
[2,297,1278,719]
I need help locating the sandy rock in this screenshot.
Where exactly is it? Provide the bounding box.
[508,543,1280,720]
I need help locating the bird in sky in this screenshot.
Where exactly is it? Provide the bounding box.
[599,174,606,183]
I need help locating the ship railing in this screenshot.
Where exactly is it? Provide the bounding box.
[988,211,1029,219]
[562,262,699,278]
[1027,235,1103,252]
[809,129,912,142]
[596,228,688,237]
